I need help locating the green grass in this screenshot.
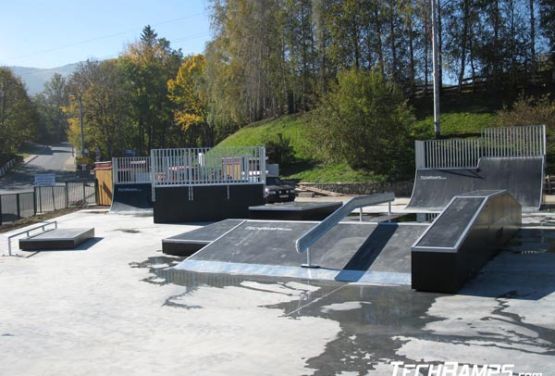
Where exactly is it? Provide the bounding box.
[411,112,497,139]
[285,162,378,183]
[216,110,500,183]
[217,114,314,161]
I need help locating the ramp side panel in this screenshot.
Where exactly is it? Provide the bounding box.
[408,157,543,211]
[412,191,521,293]
[110,183,153,213]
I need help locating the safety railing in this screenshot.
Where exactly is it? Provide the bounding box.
[151,146,266,188]
[112,157,151,184]
[415,124,546,169]
[6,221,57,256]
[482,124,546,159]
[295,192,395,268]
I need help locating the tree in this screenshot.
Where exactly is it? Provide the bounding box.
[167,55,212,146]
[310,68,414,178]
[540,0,555,58]
[34,73,69,143]
[66,60,133,159]
[0,68,38,158]
[120,25,183,153]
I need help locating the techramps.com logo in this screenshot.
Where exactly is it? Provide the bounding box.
[390,361,542,376]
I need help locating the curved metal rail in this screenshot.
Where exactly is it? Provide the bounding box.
[295,192,395,268]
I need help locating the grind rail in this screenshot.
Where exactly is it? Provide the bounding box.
[6,221,58,256]
[295,192,395,268]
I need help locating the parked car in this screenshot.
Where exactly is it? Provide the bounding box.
[264,176,296,203]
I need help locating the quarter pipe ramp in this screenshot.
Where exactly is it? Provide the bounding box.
[407,157,543,212]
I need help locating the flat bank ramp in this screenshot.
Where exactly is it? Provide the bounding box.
[110,183,153,214]
[408,157,543,212]
[175,220,426,285]
[162,219,244,256]
[412,190,521,293]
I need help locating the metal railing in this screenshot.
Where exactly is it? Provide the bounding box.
[112,157,151,184]
[151,146,266,188]
[0,182,96,225]
[415,125,546,169]
[482,124,546,158]
[295,192,395,268]
[6,221,57,256]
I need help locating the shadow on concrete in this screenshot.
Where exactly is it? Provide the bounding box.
[335,224,397,282]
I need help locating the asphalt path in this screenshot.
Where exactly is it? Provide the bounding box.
[0,143,76,194]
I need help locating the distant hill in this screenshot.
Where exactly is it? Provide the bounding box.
[6,63,80,95]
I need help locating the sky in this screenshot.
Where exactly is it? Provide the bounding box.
[0,0,212,68]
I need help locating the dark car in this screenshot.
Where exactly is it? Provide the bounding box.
[264,176,296,203]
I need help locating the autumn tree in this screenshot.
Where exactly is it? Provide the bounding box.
[167,54,212,146]
[120,25,183,153]
[66,60,133,159]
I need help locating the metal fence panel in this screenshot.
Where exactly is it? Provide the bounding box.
[0,192,35,224]
[113,157,151,184]
[421,137,481,169]
[417,125,545,169]
[151,146,266,188]
[482,124,546,158]
[0,181,97,224]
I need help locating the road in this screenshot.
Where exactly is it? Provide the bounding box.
[0,143,76,194]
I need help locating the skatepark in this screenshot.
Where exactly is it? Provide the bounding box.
[1,125,554,375]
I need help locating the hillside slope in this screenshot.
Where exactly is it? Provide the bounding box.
[217,112,499,183]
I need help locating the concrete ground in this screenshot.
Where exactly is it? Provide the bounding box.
[0,205,554,375]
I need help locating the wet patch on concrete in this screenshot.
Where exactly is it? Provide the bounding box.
[114,228,141,234]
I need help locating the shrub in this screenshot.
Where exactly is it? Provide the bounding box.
[265,133,294,167]
[496,95,555,173]
[310,68,414,178]
[496,95,555,129]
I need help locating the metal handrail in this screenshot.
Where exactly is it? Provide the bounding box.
[295,192,395,268]
[6,221,58,256]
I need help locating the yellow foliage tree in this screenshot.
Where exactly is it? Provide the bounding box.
[167,54,212,146]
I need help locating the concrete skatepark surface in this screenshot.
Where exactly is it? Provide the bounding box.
[0,202,554,375]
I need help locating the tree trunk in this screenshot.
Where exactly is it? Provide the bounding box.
[530,0,536,72]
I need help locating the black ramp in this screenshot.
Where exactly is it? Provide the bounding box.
[177,220,426,284]
[110,183,152,213]
[408,157,543,211]
[412,190,521,293]
[162,219,244,256]
[249,202,342,220]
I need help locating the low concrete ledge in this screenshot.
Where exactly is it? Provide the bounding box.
[411,190,521,293]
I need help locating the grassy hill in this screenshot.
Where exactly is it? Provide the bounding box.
[217,111,499,183]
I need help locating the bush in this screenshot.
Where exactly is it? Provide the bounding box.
[310,69,414,178]
[496,95,555,129]
[265,133,294,167]
[496,95,555,172]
